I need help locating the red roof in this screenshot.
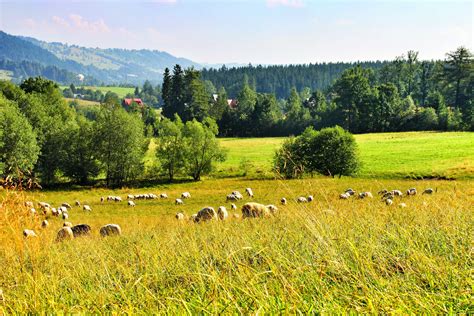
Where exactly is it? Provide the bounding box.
[123,98,143,106]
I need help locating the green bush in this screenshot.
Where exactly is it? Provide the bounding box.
[274,126,360,178]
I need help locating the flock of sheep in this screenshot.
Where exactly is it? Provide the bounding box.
[21,186,436,241]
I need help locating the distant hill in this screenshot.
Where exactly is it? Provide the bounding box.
[0,31,200,85]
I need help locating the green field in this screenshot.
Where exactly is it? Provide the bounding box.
[145,132,474,179]
[60,85,135,98]
[1,177,472,313]
[208,132,474,179]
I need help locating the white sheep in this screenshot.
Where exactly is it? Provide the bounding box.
[280,198,287,205]
[75,200,81,206]
[217,206,228,220]
[62,212,69,220]
[226,193,240,201]
[41,220,49,228]
[406,188,417,196]
[100,224,122,237]
[297,196,308,203]
[128,200,136,207]
[175,198,184,205]
[189,214,198,222]
[195,207,217,222]
[345,188,356,196]
[100,197,105,203]
[83,205,92,212]
[266,204,278,214]
[56,227,74,242]
[231,203,237,211]
[242,202,270,218]
[175,212,185,220]
[385,199,393,206]
[62,202,72,209]
[245,188,254,197]
[307,195,314,202]
[38,202,50,209]
[181,192,191,199]
[23,229,37,238]
[231,191,244,199]
[391,190,403,197]
[127,194,135,200]
[160,193,168,199]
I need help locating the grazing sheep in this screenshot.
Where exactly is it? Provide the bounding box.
[232,191,244,199]
[100,197,105,203]
[38,202,50,209]
[83,205,92,212]
[128,200,136,207]
[378,189,388,195]
[175,212,185,220]
[100,224,122,237]
[423,188,434,194]
[56,227,74,242]
[62,212,69,220]
[280,198,287,205]
[297,196,308,203]
[160,193,168,199]
[399,203,407,208]
[385,199,393,206]
[181,192,191,199]
[195,207,218,222]
[391,190,403,197]
[75,200,81,206]
[41,220,49,228]
[226,193,241,201]
[71,224,91,237]
[345,188,356,196]
[175,198,184,205]
[127,194,134,200]
[25,201,34,208]
[58,206,68,213]
[51,208,59,217]
[189,214,198,222]
[231,203,237,211]
[266,204,278,214]
[114,196,122,202]
[23,229,37,238]
[217,206,229,220]
[245,188,254,197]
[358,192,373,199]
[63,222,73,227]
[241,202,270,219]
[406,188,417,196]
[307,195,314,202]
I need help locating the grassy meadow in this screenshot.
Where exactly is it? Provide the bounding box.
[146,131,474,180]
[1,131,473,313]
[59,86,135,98]
[1,178,473,313]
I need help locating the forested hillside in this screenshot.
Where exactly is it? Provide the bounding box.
[0,31,200,85]
[201,61,387,99]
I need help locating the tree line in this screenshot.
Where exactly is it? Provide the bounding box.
[161,47,473,135]
[0,77,225,187]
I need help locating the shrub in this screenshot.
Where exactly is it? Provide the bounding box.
[274,126,360,178]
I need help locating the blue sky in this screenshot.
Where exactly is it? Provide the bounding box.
[0,0,472,64]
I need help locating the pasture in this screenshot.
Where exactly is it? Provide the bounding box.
[210,132,474,179]
[59,86,135,98]
[1,177,472,313]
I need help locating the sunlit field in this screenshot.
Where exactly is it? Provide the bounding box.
[209,132,474,179]
[1,178,472,313]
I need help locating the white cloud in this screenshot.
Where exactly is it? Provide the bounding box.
[68,14,110,33]
[52,16,70,28]
[266,0,305,8]
[334,18,354,27]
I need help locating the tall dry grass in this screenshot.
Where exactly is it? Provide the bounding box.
[0,178,472,313]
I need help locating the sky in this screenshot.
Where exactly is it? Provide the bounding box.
[0,0,472,65]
